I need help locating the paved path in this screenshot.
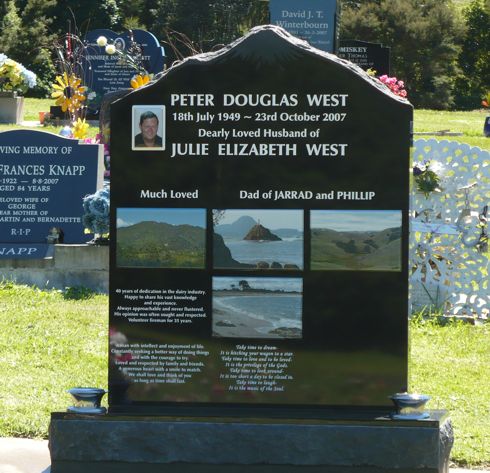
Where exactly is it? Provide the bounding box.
[0,437,487,473]
[0,438,50,473]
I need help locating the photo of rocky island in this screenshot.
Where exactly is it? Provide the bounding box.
[311,210,402,271]
[116,208,206,268]
[213,209,303,270]
[212,277,303,339]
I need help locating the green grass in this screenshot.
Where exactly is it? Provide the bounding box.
[414,109,489,150]
[0,282,489,467]
[0,98,99,137]
[22,98,52,121]
[410,315,490,468]
[0,281,107,438]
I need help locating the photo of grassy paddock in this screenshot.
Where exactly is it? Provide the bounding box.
[311,210,402,271]
[116,208,206,268]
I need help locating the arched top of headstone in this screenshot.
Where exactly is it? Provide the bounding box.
[0,128,87,144]
[126,25,409,106]
[82,29,165,109]
[84,29,164,53]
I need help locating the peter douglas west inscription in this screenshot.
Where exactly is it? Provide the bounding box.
[167,93,349,158]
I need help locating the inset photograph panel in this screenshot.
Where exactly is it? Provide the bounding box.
[132,105,166,151]
[212,277,303,339]
[116,208,206,268]
[213,209,303,270]
[310,210,402,271]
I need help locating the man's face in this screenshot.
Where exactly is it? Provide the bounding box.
[140,117,158,142]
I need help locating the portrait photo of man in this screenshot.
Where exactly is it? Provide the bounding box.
[132,106,165,151]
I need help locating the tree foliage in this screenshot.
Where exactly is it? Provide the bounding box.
[147,0,267,62]
[0,0,484,109]
[454,0,490,109]
[340,0,464,109]
[50,0,121,33]
[0,0,57,96]
[0,0,22,55]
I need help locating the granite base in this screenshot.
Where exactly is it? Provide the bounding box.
[49,411,453,473]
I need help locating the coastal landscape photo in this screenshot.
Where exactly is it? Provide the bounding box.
[213,209,303,270]
[311,210,402,271]
[212,277,303,339]
[116,208,206,268]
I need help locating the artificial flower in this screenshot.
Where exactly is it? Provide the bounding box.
[379,74,407,98]
[105,44,116,55]
[0,55,37,94]
[72,117,89,139]
[51,72,87,113]
[130,74,151,89]
[482,91,489,108]
[413,160,441,197]
[96,36,108,47]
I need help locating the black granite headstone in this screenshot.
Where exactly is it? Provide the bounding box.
[82,29,165,110]
[109,25,412,414]
[338,40,391,76]
[269,0,340,52]
[0,130,103,258]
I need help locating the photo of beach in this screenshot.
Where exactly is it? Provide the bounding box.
[310,210,402,271]
[116,208,206,268]
[213,209,303,270]
[212,277,303,339]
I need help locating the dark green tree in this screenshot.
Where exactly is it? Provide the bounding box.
[51,0,121,33]
[148,0,267,63]
[0,0,22,55]
[0,0,57,96]
[340,0,464,109]
[454,0,490,109]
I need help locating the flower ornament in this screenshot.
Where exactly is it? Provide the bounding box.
[72,117,89,139]
[379,75,407,98]
[0,55,37,94]
[51,72,87,113]
[82,186,110,237]
[482,91,489,108]
[413,161,441,197]
[96,36,108,47]
[105,44,116,55]
[130,73,151,89]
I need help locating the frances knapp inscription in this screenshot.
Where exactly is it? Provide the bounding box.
[0,130,102,258]
[109,26,412,412]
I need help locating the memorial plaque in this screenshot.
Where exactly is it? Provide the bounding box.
[109,25,412,414]
[338,40,391,76]
[270,0,340,52]
[0,130,103,257]
[82,29,165,108]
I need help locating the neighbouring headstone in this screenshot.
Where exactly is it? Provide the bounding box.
[338,40,391,76]
[82,29,165,110]
[269,0,340,52]
[109,25,412,411]
[0,130,104,258]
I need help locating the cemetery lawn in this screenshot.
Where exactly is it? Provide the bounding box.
[413,109,489,149]
[0,282,488,467]
[410,318,490,468]
[0,282,108,438]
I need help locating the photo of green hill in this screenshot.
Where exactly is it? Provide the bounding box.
[116,208,206,268]
[311,210,402,271]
